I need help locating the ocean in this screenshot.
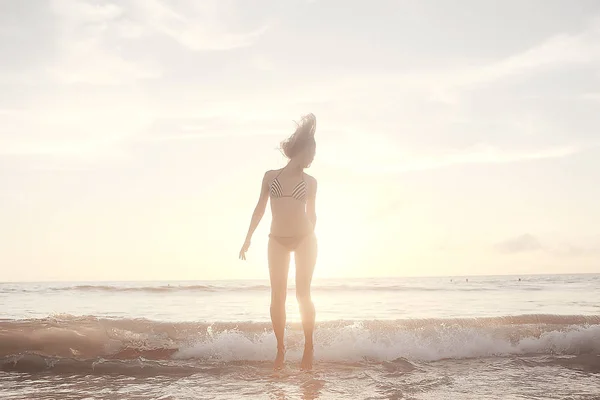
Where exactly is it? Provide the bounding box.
[1,274,599,399]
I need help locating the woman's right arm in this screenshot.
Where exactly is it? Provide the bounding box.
[239,171,270,260]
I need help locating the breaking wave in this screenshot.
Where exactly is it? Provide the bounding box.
[1,314,599,375]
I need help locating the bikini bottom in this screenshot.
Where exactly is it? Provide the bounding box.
[269,232,314,252]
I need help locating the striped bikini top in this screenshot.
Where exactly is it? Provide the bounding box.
[269,169,307,202]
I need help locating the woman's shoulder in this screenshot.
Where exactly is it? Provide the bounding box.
[303,172,317,185]
[262,169,281,181]
[264,169,282,177]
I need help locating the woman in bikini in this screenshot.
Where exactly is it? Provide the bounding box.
[239,113,318,371]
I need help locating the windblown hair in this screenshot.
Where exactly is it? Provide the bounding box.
[280,113,317,159]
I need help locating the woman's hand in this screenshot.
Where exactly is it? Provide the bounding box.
[239,239,251,260]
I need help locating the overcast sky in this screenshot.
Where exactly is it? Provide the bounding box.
[1,0,599,281]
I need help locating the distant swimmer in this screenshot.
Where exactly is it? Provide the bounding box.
[239,114,318,371]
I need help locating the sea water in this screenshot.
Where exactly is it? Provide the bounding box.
[1,274,599,399]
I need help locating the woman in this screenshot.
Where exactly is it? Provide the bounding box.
[239,114,318,371]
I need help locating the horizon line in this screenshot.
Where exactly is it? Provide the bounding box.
[2,272,598,284]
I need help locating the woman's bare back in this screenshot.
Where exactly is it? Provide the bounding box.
[267,168,316,238]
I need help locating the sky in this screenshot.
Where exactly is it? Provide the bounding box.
[1,0,600,282]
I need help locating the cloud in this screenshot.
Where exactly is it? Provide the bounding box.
[311,17,600,105]
[582,93,600,101]
[46,0,161,84]
[50,0,122,21]
[447,26,600,90]
[495,234,600,257]
[1,1,597,173]
[127,0,270,51]
[0,102,153,163]
[1,0,271,85]
[392,144,581,173]
[303,19,600,175]
[434,19,599,92]
[135,116,287,143]
[0,0,161,85]
[321,133,583,174]
[250,55,276,72]
[495,234,543,254]
[47,41,161,85]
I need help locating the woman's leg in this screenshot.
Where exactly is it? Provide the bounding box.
[268,237,291,369]
[294,233,318,370]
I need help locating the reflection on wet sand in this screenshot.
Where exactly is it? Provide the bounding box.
[266,369,325,400]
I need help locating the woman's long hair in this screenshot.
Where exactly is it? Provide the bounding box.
[280,113,316,159]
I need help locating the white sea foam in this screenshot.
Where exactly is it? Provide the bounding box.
[174,320,600,362]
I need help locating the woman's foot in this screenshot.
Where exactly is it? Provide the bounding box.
[274,347,285,370]
[300,346,314,371]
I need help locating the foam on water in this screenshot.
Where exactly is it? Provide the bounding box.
[174,319,600,363]
[1,314,599,370]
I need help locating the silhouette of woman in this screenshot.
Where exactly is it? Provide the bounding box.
[239,114,318,371]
